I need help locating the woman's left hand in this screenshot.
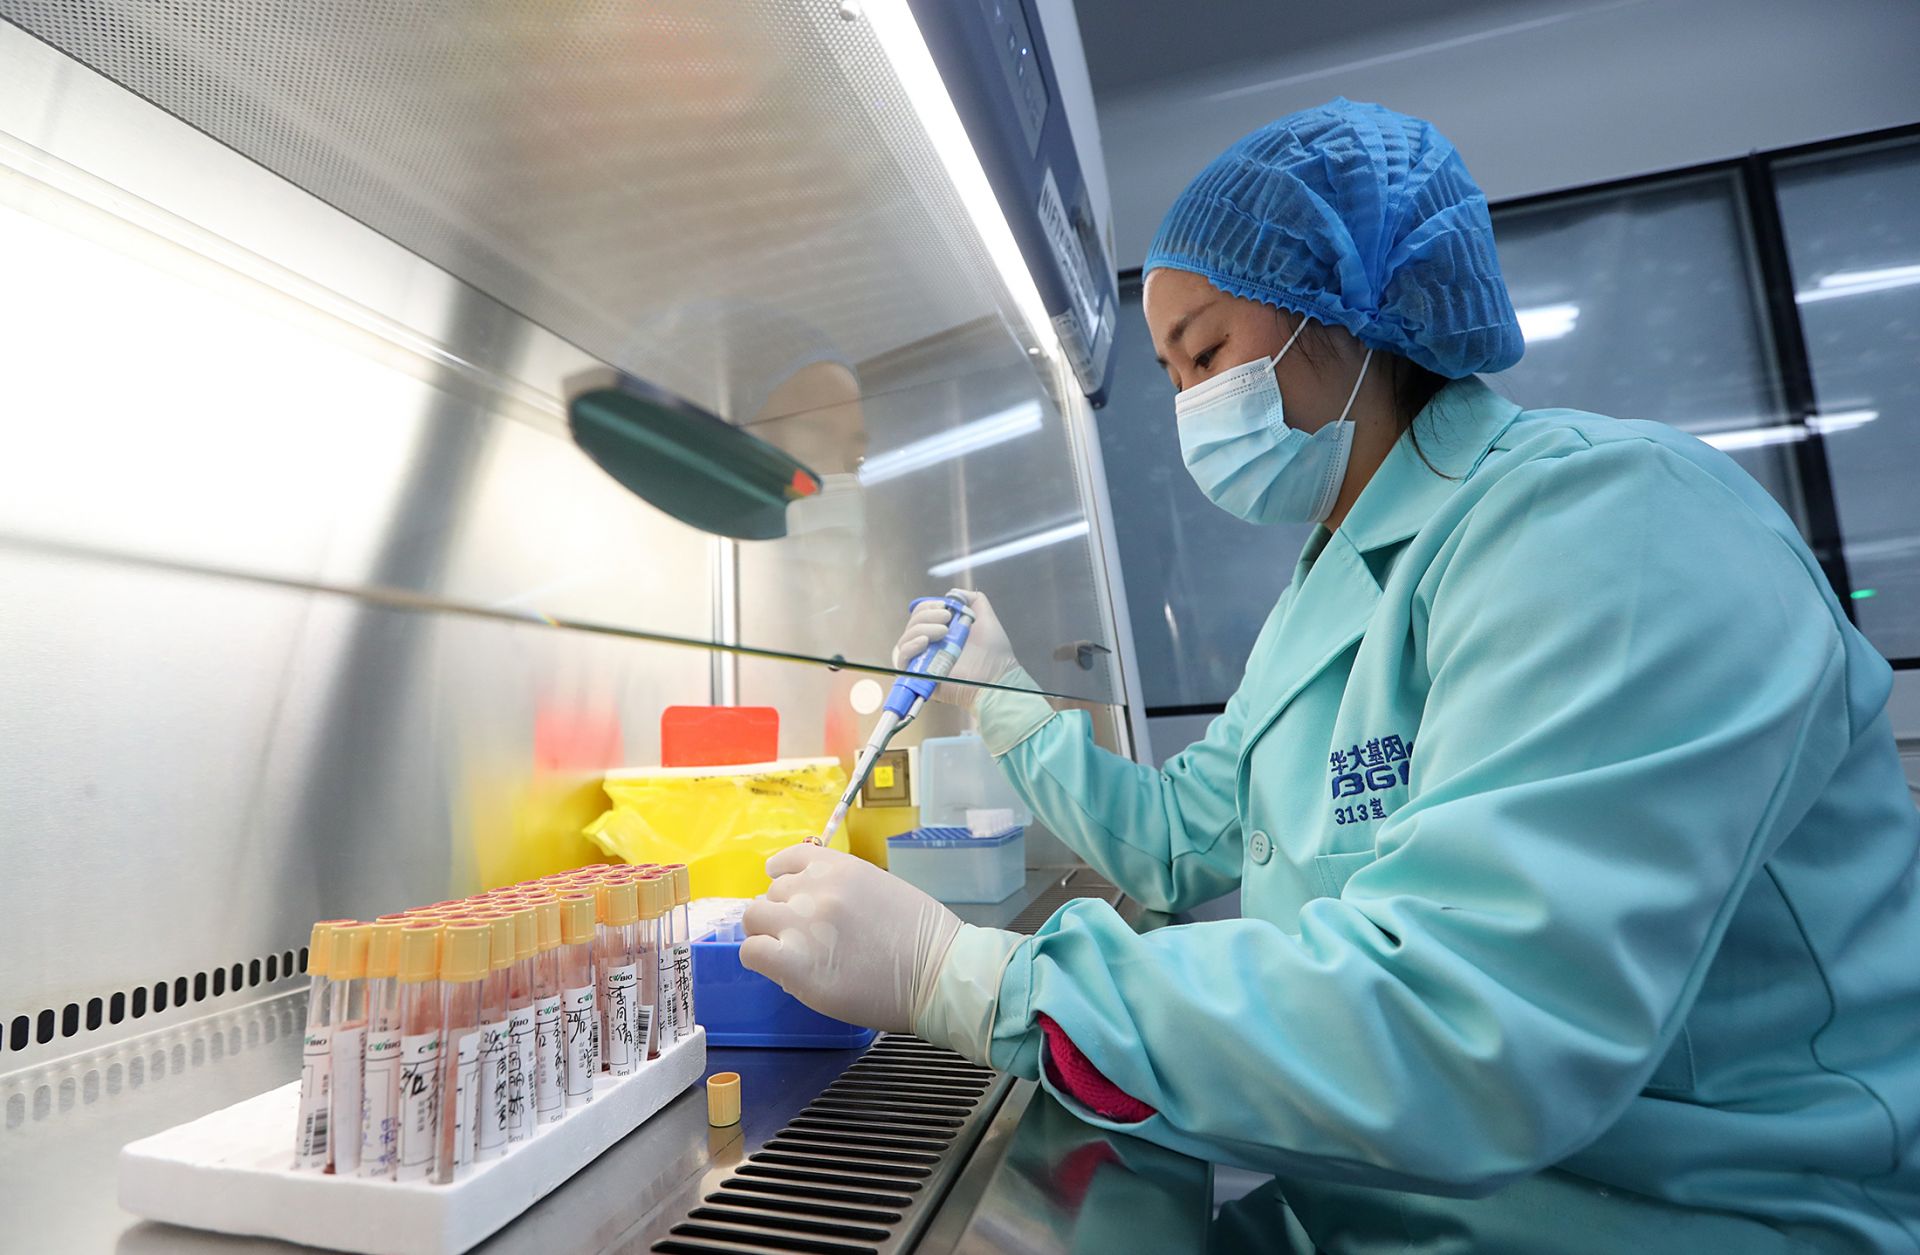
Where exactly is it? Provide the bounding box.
[741,844,963,1032]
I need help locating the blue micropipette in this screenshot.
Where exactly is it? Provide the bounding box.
[815,596,975,845]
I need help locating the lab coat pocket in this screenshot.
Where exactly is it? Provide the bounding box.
[1312,850,1378,899]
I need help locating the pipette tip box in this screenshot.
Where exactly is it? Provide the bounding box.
[886,825,1025,904]
[118,1026,705,1255]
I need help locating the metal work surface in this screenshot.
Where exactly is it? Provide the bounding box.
[1,874,1191,1254]
[914,1083,1212,1255]
[0,992,934,1254]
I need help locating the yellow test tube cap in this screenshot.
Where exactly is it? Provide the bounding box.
[534,899,562,952]
[440,922,490,983]
[558,895,596,946]
[398,921,443,984]
[668,864,691,906]
[366,922,405,980]
[329,923,371,981]
[707,1072,741,1127]
[306,919,357,977]
[479,914,515,971]
[603,879,639,927]
[637,874,669,919]
[509,906,537,961]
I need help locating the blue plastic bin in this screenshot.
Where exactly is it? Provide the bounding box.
[692,919,878,1049]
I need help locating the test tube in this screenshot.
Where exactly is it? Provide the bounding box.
[598,881,641,1077]
[358,921,404,1178]
[294,919,355,1170]
[434,922,489,1184]
[505,905,537,1143]
[326,924,371,1176]
[590,882,614,1069]
[394,922,443,1183]
[474,915,514,1161]
[532,899,565,1124]
[631,875,664,1059]
[557,895,599,1108]
[668,864,695,1039]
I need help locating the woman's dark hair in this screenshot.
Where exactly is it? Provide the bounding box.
[1285,309,1450,475]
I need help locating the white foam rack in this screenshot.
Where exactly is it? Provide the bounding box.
[119,1027,706,1255]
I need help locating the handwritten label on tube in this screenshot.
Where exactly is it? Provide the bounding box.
[395,1032,440,1181]
[535,995,564,1122]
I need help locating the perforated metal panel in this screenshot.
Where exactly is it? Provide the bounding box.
[1,0,1017,422]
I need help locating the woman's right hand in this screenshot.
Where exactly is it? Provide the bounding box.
[892,589,1021,710]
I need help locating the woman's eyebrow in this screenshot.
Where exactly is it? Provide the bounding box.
[1154,300,1218,368]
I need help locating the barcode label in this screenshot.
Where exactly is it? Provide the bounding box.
[328,1024,367,1176]
[360,1030,403,1177]
[535,995,564,1122]
[395,1031,440,1181]
[636,1002,654,1060]
[295,1026,333,1169]
[653,945,677,1044]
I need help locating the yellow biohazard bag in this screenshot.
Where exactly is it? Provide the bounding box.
[582,757,850,898]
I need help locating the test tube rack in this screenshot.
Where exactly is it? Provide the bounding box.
[118,1026,705,1255]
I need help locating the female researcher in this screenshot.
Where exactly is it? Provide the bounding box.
[742,100,1920,1252]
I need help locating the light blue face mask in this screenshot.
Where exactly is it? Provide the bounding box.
[1175,319,1373,525]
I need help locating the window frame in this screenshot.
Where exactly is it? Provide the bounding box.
[1114,119,1920,717]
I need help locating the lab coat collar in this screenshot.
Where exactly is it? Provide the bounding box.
[1232,379,1519,770]
[1332,375,1522,557]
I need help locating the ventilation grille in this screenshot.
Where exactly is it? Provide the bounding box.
[1,946,308,1072]
[653,1035,1004,1255]
[1009,868,1122,934]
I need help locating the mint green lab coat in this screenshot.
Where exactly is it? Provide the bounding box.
[951,378,1920,1252]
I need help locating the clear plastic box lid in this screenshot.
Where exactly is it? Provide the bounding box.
[887,825,1024,849]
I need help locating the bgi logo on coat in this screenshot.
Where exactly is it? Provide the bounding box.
[1329,736,1412,825]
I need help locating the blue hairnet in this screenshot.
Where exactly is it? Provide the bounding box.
[1144,99,1523,379]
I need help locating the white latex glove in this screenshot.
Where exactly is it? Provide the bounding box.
[739,844,962,1033]
[891,588,1020,711]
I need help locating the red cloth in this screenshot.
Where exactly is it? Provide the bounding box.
[1037,1012,1156,1123]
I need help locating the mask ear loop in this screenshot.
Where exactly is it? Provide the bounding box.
[1273,313,1312,365]
[1309,347,1376,522]
[1334,347,1375,424]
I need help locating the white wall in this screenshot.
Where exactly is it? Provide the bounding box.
[1096,0,1920,266]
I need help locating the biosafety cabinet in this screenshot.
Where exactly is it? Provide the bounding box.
[0,2,1216,1251]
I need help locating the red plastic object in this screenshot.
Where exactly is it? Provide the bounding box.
[661,706,780,767]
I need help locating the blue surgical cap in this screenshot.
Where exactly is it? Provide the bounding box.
[1144,99,1524,379]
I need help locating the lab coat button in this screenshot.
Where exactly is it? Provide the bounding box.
[1249,830,1272,865]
